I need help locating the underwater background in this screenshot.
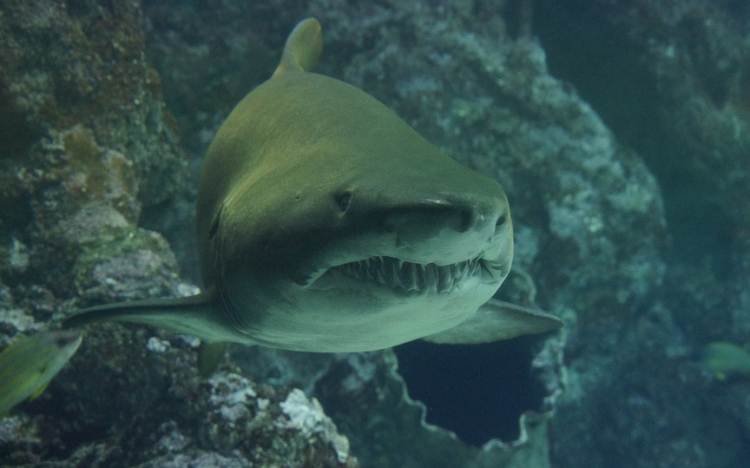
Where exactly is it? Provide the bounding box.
[0,0,749,466]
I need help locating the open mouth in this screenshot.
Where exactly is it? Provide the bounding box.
[330,255,504,293]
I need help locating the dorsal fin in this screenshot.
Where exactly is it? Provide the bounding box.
[272,18,323,77]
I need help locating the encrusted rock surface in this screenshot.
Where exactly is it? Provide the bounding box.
[0,0,187,313]
[0,324,358,467]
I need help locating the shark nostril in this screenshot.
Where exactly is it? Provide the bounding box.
[336,191,353,213]
[495,213,507,228]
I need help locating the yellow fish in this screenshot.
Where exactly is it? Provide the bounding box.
[0,330,82,416]
[700,341,750,381]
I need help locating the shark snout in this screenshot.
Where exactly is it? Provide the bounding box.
[385,197,506,234]
[381,195,510,264]
[461,204,509,237]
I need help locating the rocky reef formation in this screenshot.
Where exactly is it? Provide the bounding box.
[0,0,186,318]
[530,2,750,466]
[1,0,748,467]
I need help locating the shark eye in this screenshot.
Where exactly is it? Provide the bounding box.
[337,192,352,213]
[496,213,507,227]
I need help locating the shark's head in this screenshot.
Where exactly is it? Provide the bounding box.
[207,72,514,351]
[299,169,513,301]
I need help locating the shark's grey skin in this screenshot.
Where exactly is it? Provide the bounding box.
[65,19,561,354]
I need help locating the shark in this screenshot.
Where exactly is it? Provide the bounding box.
[64,18,561,368]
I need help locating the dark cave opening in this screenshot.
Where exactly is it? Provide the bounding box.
[393,335,546,445]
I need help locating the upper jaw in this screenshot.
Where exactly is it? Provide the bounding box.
[292,226,511,292]
[304,254,507,294]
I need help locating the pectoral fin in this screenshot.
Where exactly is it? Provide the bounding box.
[62,287,237,344]
[423,298,563,345]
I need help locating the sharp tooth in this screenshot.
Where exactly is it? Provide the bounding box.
[416,264,426,290]
[379,258,389,285]
[456,263,467,286]
[398,261,408,283]
[401,264,409,289]
[359,260,370,280]
[425,264,437,292]
[369,258,379,277]
[408,263,417,291]
[383,258,393,285]
[438,265,451,292]
[373,268,382,284]
[391,261,400,288]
